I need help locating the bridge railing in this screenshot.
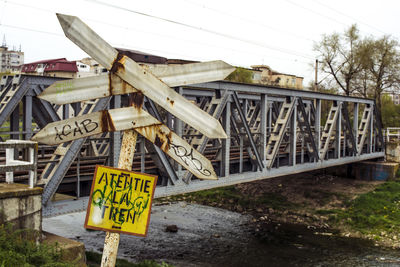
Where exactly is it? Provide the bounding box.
[0,140,38,188]
[385,128,400,142]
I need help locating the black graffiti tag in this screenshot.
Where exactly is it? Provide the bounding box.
[91,179,150,226]
[55,118,98,141]
[170,143,212,176]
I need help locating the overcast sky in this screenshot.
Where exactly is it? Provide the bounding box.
[0,0,399,85]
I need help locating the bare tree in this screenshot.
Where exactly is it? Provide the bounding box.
[314,25,363,96]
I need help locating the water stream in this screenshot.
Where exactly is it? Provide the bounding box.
[43,202,400,266]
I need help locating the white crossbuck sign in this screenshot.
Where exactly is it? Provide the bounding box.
[32,14,235,180]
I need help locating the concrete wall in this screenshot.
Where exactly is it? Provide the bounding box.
[353,161,399,181]
[386,141,400,163]
[0,183,42,232]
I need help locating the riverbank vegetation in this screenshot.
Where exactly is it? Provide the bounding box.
[160,171,400,248]
[0,224,72,266]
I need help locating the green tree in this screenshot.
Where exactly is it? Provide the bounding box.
[380,95,400,128]
[225,67,253,84]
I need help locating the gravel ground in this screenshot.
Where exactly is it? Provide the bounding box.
[43,202,251,266]
[43,200,400,267]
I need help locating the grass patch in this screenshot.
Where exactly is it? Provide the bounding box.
[179,186,248,205]
[163,186,298,211]
[315,209,341,215]
[256,192,298,210]
[396,167,400,178]
[86,251,173,267]
[303,189,348,205]
[0,224,72,266]
[326,179,400,234]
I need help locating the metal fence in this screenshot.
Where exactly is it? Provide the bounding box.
[0,140,38,188]
[385,127,400,142]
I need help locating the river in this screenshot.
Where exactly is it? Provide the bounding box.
[43,202,400,266]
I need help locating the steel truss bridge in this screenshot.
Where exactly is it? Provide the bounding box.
[0,74,385,217]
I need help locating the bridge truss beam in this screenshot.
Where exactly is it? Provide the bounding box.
[0,76,384,217]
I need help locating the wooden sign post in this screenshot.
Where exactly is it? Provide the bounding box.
[32,13,235,267]
[99,130,138,266]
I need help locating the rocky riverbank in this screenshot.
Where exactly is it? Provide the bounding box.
[164,172,400,249]
[43,172,400,266]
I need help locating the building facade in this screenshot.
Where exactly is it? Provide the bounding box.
[21,58,78,78]
[250,65,303,90]
[0,45,24,73]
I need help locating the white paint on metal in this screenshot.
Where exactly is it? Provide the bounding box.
[32,107,217,180]
[57,14,227,139]
[39,61,234,105]
[147,60,235,87]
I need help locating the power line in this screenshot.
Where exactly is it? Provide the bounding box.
[0,23,63,37]
[181,0,315,43]
[310,0,387,35]
[0,0,312,76]
[1,0,313,63]
[0,0,7,25]
[284,0,349,28]
[84,0,314,59]
[1,20,309,66]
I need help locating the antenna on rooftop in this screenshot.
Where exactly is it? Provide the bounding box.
[1,34,6,47]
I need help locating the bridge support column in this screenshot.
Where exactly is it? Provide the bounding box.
[10,107,19,140]
[315,99,321,160]
[289,99,297,166]
[260,94,267,168]
[386,141,400,163]
[353,161,398,181]
[335,102,342,159]
[109,95,121,167]
[23,89,33,140]
[353,103,359,153]
[221,100,231,177]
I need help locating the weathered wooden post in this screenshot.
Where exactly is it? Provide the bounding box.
[32,13,233,267]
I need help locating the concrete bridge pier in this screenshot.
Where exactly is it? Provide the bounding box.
[325,159,398,182]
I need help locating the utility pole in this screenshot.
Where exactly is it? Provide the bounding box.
[314,59,318,92]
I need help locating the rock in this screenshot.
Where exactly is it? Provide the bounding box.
[213,234,220,238]
[165,225,178,233]
[256,208,263,213]
[269,208,274,213]
[236,205,243,212]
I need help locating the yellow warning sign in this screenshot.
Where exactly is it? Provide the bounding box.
[84,165,157,237]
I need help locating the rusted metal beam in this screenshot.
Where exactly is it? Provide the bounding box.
[39,61,235,105]
[56,14,227,139]
[32,100,217,180]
